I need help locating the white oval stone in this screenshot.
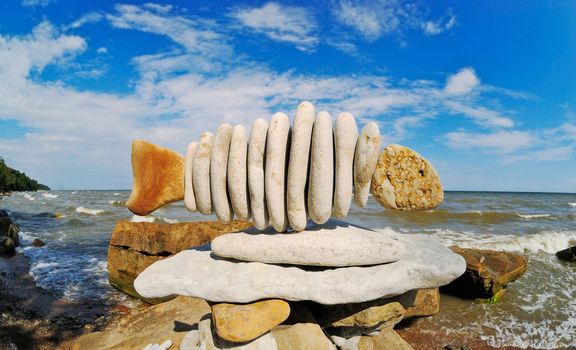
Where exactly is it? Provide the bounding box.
[287,101,315,232]
[248,119,269,230]
[307,111,333,224]
[211,124,233,222]
[184,142,198,212]
[353,122,381,208]
[228,125,250,220]
[134,221,466,304]
[333,112,358,218]
[193,132,213,215]
[212,221,404,266]
[265,113,291,232]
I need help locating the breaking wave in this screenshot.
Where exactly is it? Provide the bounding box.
[75,207,106,215]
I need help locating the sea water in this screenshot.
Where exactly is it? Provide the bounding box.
[1,190,575,348]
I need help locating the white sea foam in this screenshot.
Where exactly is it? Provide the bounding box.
[42,193,58,198]
[516,213,551,219]
[75,207,105,215]
[23,193,35,201]
[108,200,125,206]
[130,215,179,224]
[569,202,576,207]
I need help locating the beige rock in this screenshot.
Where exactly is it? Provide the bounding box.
[228,125,250,220]
[371,144,443,210]
[193,132,214,215]
[126,140,185,216]
[72,296,210,350]
[107,220,252,303]
[265,112,291,232]
[333,112,358,218]
[212,299,290,342]
[400,288,440,319]
[272,323,336,350]
[248,119,269,230]
[307,111,334,224]
[362,329,415,350]
[354,122,381,208]
[211,124,234,222]
[287,101,315,231]
[184,142,198,212]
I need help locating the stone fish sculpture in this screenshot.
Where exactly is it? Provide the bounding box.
[125,101,443,232]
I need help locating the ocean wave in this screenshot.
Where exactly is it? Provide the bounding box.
[130,215,178,224]
[41,193,58,198]
[516,213,552,219]
[108,200,126,207]
[23,193,35,201]
[421,228,576,254]
[570,202,576,207]
[75,207,106,215]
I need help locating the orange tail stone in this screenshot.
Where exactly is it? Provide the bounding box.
[126,140,185,216]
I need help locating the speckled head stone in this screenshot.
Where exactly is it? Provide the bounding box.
[371,144,443,210]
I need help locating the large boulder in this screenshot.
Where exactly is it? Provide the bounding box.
[0,209,19,246]
[556,246,576,262]
[442,247,528,302]
[108,220,252,303]
[73,296,210,350]
[0,236,15,255]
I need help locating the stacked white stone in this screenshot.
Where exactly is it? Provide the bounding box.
[183,101,382,232]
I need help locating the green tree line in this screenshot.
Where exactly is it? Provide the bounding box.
[0,157,50,192]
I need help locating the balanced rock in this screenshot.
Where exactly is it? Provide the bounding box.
[212,299,290,343]
[193,132,214,215]
[108,220,252,302]
[0,210,19,246]
[354,122,381,208]
[247,118,269,230]
[371,144,443,210]
[211,221,404,267]
[442,246,528,301]
[307,111,334,224]
[357,329,415,350]
[134,225,465,304]
[556,246,576,262]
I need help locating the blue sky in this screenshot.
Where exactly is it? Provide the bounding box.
[0,0,575,191]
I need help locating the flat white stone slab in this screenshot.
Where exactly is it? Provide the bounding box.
[134,222,466,304]
[211,221,403,267]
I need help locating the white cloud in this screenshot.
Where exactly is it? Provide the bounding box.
[21,0,53,7]
[445,130,534,153]
[230,2,318,52]
[96,47,108,54]
[445,67,480,95]
[65,12,104,30]
[445,101,514,128]
[422,9,456,36]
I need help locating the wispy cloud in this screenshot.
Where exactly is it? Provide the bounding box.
[444,101,514,128]
[445,130,534,153]
[230,2,318,52]
[445,67,480,95]
[422,9,456,36]
[21,0,53,8]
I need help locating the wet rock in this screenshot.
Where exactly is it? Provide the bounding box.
[556,246,576,262]
[0,209,19,246]
[442,246,528,301]
[32,238,45,247]
[0,237,15,255]
[108,220,252,303]
[212,299,290,342]
[73,296,210,350]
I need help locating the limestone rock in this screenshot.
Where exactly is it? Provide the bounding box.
[556,246,576,262]
[134,224,466,304]
[307,111,334,224]
[228,125,250,220]
[212,299,290,342]
[394,288,440,319]
[72,296,210,350]
[442,247,528,301]
[333,112,358,218]
[272,323,336,350]
[287,101,315,231]
[354,122,381,208]
[265,112,291,232]
[248,119,269,230]
[211,124,234,222]
[184,142,198,212]
[126,140,185,216]
[108,220,252,302]
[211,221,404,267]
[371,144,443,211]
[359,329,415,350]
[193,132,214,215]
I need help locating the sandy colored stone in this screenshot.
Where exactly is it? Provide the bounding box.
[401,288,440,319]
[228,125,250,220]
[126,140,185,216]
[354,122,381,207]
[359,329,415,350]
[307,111,334,224]
[193,132,214,215]
[287,101,315,231]
[248,118,269,230]
[212,299,290,342]
[333,112,358,218]
[211,221,404,267]
[272,323,336,350]
[184,142,198,212]
[107,220,252,303]
[134,225,466,304]
[211,124,234,222]
[443,246,528,300]
[265,112,291,232]
[72,296,210,350]
[371,144,443,210]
